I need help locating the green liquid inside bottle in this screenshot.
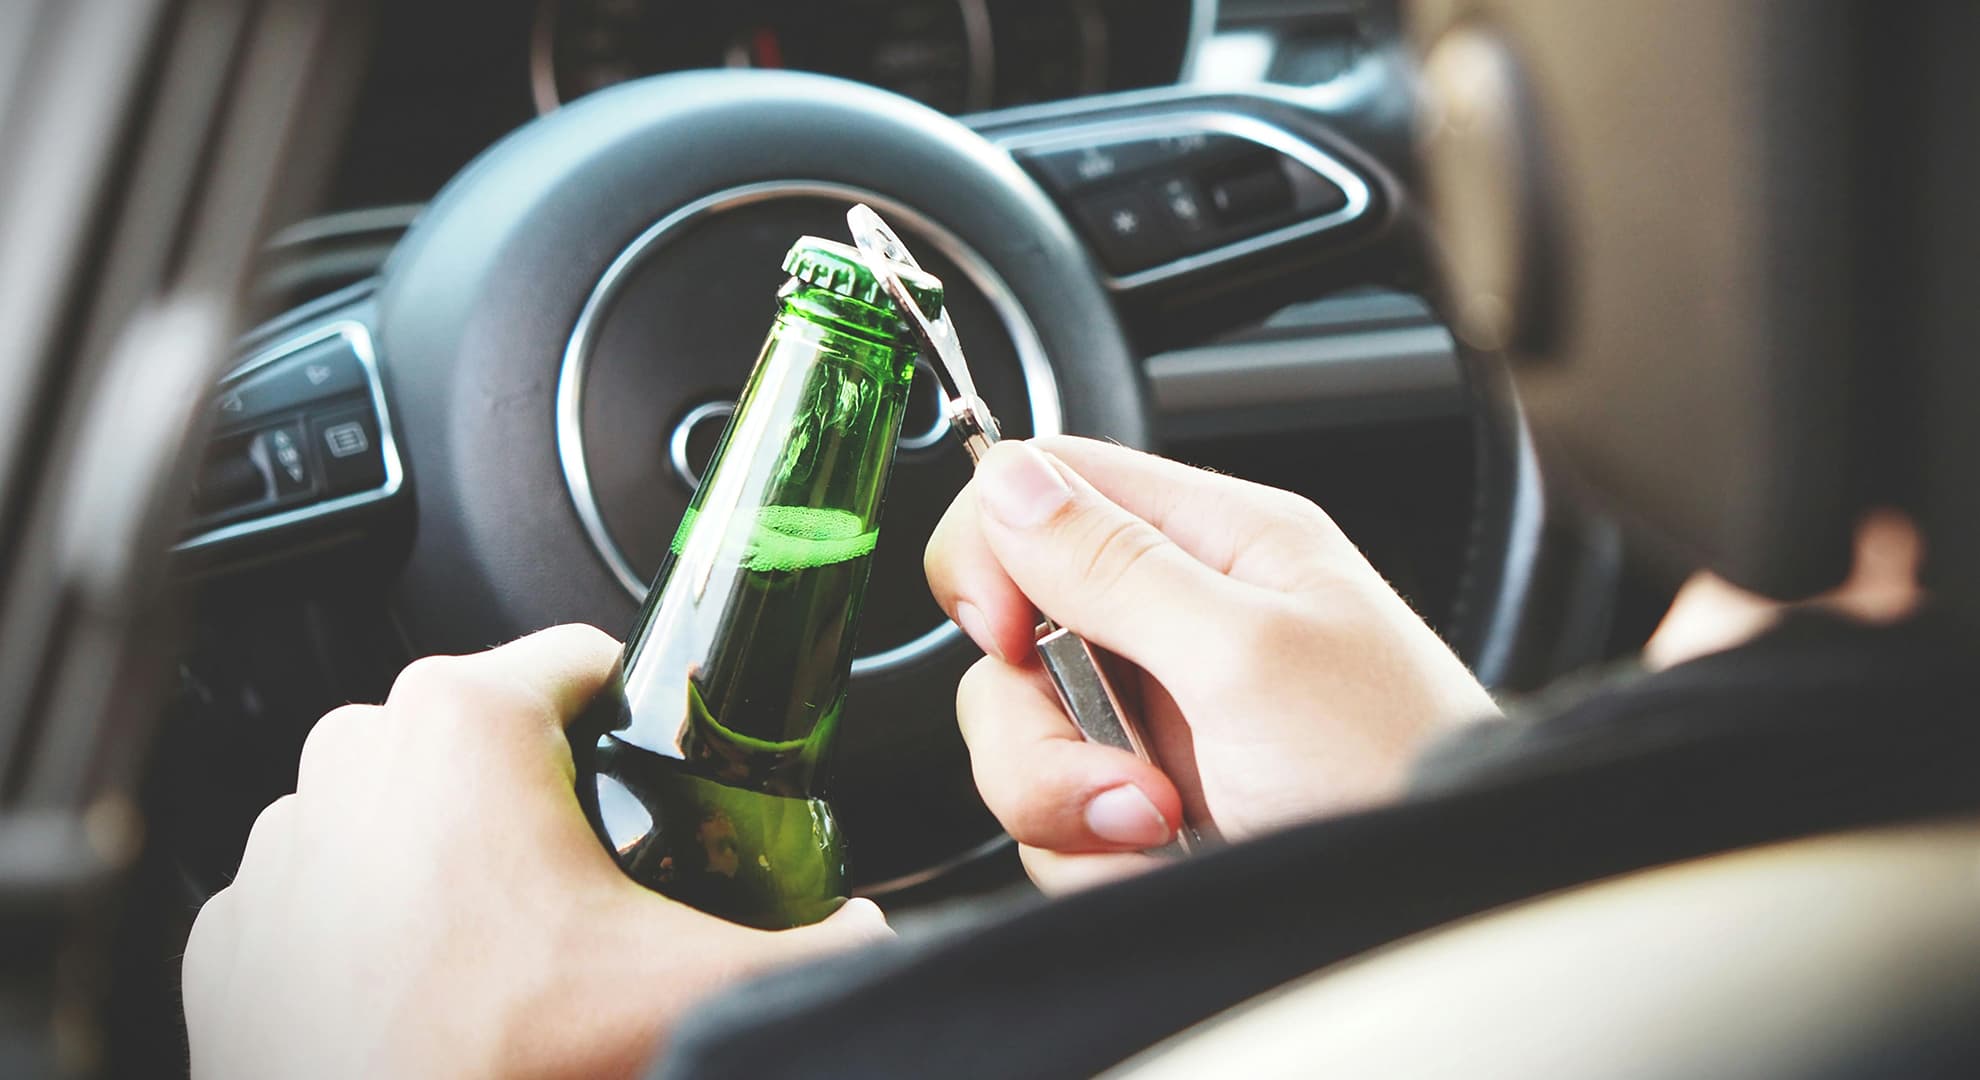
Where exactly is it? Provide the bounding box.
[570,237,941,929]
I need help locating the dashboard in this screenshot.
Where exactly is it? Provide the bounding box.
[325,0,1203,212]
[532,0,1190,115]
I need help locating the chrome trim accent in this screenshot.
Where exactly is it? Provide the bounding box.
[666,400,735,490]
[237,279,378,351]
[175,320,406,551]
[861,832,1014,897]
[555,181,1062,676]
[995,109,1374,291]
[967,79,1353,139]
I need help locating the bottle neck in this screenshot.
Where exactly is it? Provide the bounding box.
[776,280,921,356]
[606,287,919,797]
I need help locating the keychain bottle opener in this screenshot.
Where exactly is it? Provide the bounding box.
[847,204,1198,858]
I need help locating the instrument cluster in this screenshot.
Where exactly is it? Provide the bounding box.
[531,0,1201,116]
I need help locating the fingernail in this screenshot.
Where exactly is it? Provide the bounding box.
[976,442,1072,529]
[954,602,1003,662]
[1084,785,1175,847]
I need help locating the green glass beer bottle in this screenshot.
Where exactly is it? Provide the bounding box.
[569,236,941,930]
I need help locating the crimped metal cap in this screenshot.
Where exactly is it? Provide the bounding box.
[782,236,944,318]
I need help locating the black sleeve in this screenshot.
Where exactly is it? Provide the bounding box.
[655,614,1980,1080]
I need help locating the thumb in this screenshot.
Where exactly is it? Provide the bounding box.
[971,441,1246,676]
[813,897,893,943]
[764,898,895,959]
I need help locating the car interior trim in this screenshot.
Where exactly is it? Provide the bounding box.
[1146,323,1465,436]
[862,831,1015,897]
[665,400,735,490]
[174,319,405,552]
[965,74,1378,143]
[1179,0,1222,83]
[264,204,423,252]
[994,109,1373,290]
[956,0,995,113]
[1466,389,1546,687]
[554,180,1063,677]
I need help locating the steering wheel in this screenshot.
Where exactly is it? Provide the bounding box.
[181,69,1546,894]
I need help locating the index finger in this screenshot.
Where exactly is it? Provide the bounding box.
[924,437,1356,661]
[389,623,623,727]
[1031,436,1359,586]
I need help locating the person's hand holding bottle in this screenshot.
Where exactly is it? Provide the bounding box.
[925,437,1500,892]
[183,626,889,1080]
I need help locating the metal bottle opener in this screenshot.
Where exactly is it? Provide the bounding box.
[846,204,1196,858]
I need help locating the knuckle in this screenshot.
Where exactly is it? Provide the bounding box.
[1000,806,1057,849]
[1073,514,1167,600]
[183,886,232,970]
[237,794,299,872]
[389,653,469,704]
[1266,486,1328,524]
[953,657,1003,741]
[298,703,376,777]
[389,654,508,732]
[923,498,979,604]
[245,793,297,847]
[995,776,1087,850]
[543,622,619,656]
[923,507,955,573]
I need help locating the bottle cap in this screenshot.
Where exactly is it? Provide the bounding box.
[783,236,944,319]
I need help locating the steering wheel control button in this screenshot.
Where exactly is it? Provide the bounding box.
[1073,187,1180,274]
[214,335,367,425]
[262,425,312,494]
[191,434,273,517]
[1208,161,1294,225]
[186,421,317,521]
[1019,138,1167,193]
[1016,132,1253,197]
[1155,177,1213,243]
[311,406,386,496]
[323,421,370,459]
